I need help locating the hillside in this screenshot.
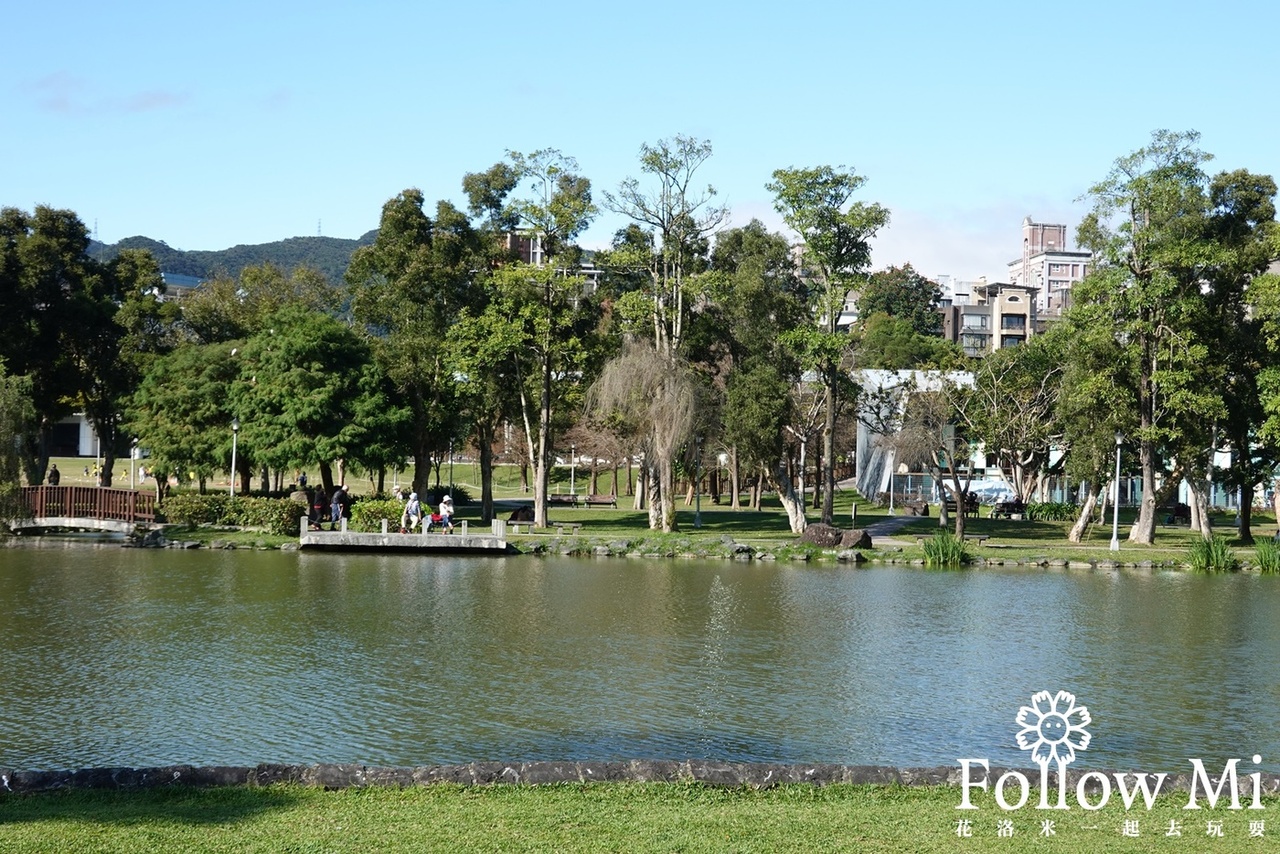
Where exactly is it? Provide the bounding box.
[88,232,378,286]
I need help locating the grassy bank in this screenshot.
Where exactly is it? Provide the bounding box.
[1,783,1274,852]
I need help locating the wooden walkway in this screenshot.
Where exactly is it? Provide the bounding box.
[12,486,158,533]
[298,518,510,554]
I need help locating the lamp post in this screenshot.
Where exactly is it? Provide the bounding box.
[130,439,138,490]
[887,449,896,516]
[570,443,576,496]
[1110,431,1123,552]
[229,418,240,497]
[694,436,702,529]
[448,439,454,498]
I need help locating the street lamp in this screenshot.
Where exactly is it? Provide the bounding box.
[130,438,138,490]
[570,444,576,496]
[448,439,454,498]
[1110,431,1123,552]
[694,436,702,529]
[230,418,240,497]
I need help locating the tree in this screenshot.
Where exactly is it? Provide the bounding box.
[1074,130,1226,543]
[964,330,1066,502]
[859,264,942,335]
[0,206,102,482]
[181,262,339,345]
[603,136,728,530]
[853,312,958,370]
[127,342,242,496]
[347,190,482,498]
[459,150,599,528]
[0,363,35,520]
[228,306,396,496]
[767,165,889,524]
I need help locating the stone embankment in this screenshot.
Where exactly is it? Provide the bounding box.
[4,762,1279,795]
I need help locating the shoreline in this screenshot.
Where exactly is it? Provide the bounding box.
[5,761,1280,794]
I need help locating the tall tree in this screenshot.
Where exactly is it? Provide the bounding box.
[859,264,942,335]
[602,136,727,531]
[767,166,889,524]
[1075,130,1245,543]
[347,190,481,498]
[461,149,599,528]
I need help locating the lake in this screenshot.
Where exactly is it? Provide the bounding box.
[2,542,1277,772]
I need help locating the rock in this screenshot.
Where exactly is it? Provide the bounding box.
[799,523,844,547]
[839,529,873,549]
[835,549,866,563]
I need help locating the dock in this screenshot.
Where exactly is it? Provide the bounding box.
[298,518,511,554]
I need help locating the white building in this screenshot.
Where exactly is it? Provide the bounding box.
[1006,218,1090,316]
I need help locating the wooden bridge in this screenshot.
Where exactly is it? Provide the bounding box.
[11,486,158,534]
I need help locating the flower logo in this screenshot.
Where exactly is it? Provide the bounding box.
[1015,690,1091,767]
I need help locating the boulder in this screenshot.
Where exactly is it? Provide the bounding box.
[839,528,873,549]
[799,523,844,547]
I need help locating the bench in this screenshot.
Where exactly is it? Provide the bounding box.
[942,495,980,515]
[991,501,1026,519]
[547,495,576,506]
[555,522,582,536]
[581,494,617,508]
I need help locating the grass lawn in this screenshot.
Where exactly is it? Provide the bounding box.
[1,783,1274,852]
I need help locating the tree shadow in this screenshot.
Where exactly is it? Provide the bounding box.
[0,785,303,828]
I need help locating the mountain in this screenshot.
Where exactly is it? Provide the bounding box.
[88,232,379,286]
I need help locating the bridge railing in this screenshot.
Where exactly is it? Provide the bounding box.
[19,486,157,525]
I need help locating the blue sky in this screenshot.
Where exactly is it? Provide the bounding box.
[5,0,1277,280]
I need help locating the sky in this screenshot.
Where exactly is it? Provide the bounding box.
[4,0,1278,282]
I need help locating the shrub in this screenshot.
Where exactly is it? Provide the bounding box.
[159,494,307,536]
[1188,535,1240,573]
[922,531,968,568]
[350,498,404,533]
[1025,502,1077,522]
[1254,539,1280,575]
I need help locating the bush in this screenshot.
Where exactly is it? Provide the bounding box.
[350,498,404,533]
[922,531,968,568]
[1254,539,1280,574]
[1188,535,1240,573]
[159,493,307,536]
[1025,502,1077,522]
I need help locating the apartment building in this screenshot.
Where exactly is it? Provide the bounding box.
[1006,218,1090,316]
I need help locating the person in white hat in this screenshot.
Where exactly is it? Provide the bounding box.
[401,492,422,533]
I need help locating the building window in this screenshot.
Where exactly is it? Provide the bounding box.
[962,315,988,330]
[1001,335,1025,347]
[1001,315,1026,330]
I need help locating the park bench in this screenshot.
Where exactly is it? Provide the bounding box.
[580,494,617,508]
[547,495,576,506]
[942,494,980,515]
[991,501,1027,519]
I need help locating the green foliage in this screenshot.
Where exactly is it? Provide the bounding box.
[921,530,969,567]
[349,498,403,532]
[1187,534,1240,573]
[159,493,307,536]
[1254,538,1280,574]
[0,365,35,519]
[1025,502,1077,522]
[859,264,942,335]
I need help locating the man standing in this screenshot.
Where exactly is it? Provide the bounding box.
[330,485,345,531]
[47,464,60,486]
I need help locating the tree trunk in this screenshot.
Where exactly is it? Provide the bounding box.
[1239,496,1255,545]
[477,419,495,524]
[1187,478,1213,540]
[729,447,741,510]
[768,459,807,533]
[1128,437,1157,543]
[821,366,836,524]
[1068,480,1099,543]
[658,455,677,532]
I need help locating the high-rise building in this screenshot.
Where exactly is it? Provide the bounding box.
[1006,217,1090,315]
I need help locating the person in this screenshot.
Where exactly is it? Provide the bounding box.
[437,494,455,533]
[298,471,308,488]
[330,486,345,531]
[311,487,328,529]
[47,464,60,486]
[400,492,422,533]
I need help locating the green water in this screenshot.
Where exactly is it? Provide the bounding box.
[2,542,1277,772]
